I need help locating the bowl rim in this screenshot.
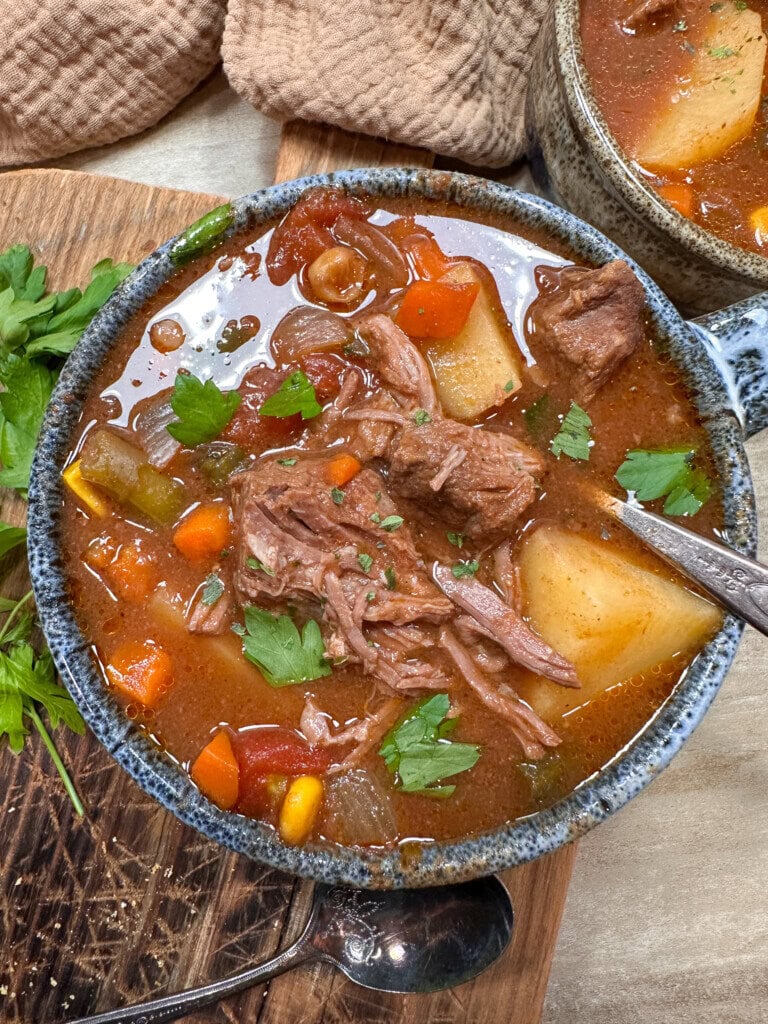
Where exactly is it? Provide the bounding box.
[553,0,768,286]
[26,167,754,888]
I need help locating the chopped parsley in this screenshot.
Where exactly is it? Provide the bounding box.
[673,18,688,32]
[358,553,373,574]
[167,372,241,447]
[708,45,737,58]
[370,511,382,524]
[384,566,397,590]
[379,693,480,797]
[379,515,404,532]
[366,591,376,602]
[451,560,479,579]
[259,369,322,420]
[550,401,592,461]
[239,606,331,686]
[614,447,712,516]
[201,573,225,606]
[446,531,464,548]
[277,456,297,467]
[330,486,345,505]
[412,409,432,426]
[246,555,276,576]
[503,378,517,393]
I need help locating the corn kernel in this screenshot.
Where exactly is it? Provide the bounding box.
[62,460,109,516]
[278,775,324,846]
[750,206,768,246]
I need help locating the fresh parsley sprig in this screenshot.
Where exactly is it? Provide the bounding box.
[615,447,712,516]
[236,606,331,686]
[166,372,241,447]
[550,401,592,461]
[259,370,322,420]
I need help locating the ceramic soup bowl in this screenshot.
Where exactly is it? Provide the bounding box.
[525,0,768,316]
[26,168,768,888]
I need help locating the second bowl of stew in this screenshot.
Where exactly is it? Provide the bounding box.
[26,168,763,887]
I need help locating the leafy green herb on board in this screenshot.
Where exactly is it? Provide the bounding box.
[166,372,241,447]
[379,693,480,797]
[239,606,331,687]
[615,447,712,516]
[259,370,323,420]
[550,401,593,461]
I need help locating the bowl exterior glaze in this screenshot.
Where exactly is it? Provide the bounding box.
[27,168,756,888]
[526,0,768,315]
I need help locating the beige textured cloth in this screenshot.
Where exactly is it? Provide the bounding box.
[0,0,225,167]
[0,0,547,169]
[223,0,548,168]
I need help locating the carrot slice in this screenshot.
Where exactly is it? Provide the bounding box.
[395,279,480,339]
[108,541,158,603]
[173,503,231,562]
[657,183,695,220]
[403,234,451,281]
[105,640,173,707]
[325,454,362,487]
[191,730,240,810]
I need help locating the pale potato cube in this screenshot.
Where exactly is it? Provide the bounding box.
[633,6,766,172]
[423,262,522,420]
[518,526,722,721]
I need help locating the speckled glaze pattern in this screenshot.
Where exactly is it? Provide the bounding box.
[26,168,762,888]
[525,0,768,316]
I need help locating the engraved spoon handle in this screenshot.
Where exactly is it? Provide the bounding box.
[604,495,768,636]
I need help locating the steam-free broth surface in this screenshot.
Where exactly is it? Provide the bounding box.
[61,190,722,850]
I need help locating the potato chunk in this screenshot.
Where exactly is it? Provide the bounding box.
[423,262,522,420]
[633,6,766,172]
[518,526,721,720]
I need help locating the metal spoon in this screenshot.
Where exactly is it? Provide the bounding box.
[69,876,514,1024]
[602,493,768,635]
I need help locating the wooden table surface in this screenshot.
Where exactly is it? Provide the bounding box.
[4,72,768,1024]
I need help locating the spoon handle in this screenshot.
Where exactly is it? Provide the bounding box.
[605,495,768,636]
[66,940,312,1024]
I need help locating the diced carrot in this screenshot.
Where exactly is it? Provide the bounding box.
[173,504,231,562]
[395,279,480,339]
[657,183,695,220]
[403,234,451,281]
[107,541,158,603]
[190,730,240,810]
[325,454,362,487]
[105,640,173,707]
[750,205,768,244]
[382,215,417,245]
[85,536,117,570]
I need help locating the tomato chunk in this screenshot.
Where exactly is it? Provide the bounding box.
[231,727,331,818]
[395,279,480,339]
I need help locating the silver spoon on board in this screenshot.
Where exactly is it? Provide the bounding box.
[68,876,514,1024]
[601,493,768,635]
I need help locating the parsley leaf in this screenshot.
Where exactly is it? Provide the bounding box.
[239,606,331,686]
[446,531,464,548]
[330,486,345,505]
[615,447,712,516]
[246,556,276,576]
[379,515,404,532]
[412,409,431,426]
[384,566,397,590]
[166,372,241,447]
[0,354,56,492]
[201,573,225,607]
[277,457,297,467]
[708,45,736,58]
[451,560,479,579]
[259,370,322,420]
[550,401,592,461]
[358,553,373,574]
[379,694,480,795]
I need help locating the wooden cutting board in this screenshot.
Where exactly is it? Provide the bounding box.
[0,122,577,1024]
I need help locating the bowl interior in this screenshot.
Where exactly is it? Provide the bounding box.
[26,168,755,888]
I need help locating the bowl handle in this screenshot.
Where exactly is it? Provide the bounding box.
[689,292,768,440]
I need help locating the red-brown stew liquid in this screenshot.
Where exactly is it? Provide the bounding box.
[61,188,723,851]
[582,0,768,254]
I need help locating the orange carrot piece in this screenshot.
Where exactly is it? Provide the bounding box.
[395,279,480,339]
[325,454,362,487]
[108,541,158,603]
[105,640,173,707]
[173,503,231,562]
[382,215,417,245]
[190,730,240,810]
[657,183,694,220]
[403,234,451,281]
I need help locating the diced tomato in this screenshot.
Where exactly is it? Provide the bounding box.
[222,366,303,451]
[402,233,452,281]
[231,727,331,818]
[266,187,372,286]
[395,279,480,339]
[300,352,345,404]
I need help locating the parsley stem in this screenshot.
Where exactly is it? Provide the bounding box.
[27,704,84,816]
[0,588,33,645]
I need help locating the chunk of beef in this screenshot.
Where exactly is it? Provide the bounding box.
[622,0,678,31]
[389,419,545,540]
[186,586,232,635]
[356,314,438,413]
[533,260,646,402]
[432,564,579,686]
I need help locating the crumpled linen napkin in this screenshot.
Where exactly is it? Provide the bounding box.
[0,0,225,167]
[0,0,548,170]
[223,0,549,168]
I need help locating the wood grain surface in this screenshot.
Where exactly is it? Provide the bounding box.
[0,125,577,1024]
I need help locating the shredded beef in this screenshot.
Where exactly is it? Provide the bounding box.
[532,259,646,402]
[622,0,678,31]
[356,314,438,413]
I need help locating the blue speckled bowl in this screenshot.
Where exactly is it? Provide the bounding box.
[26,169,768,888]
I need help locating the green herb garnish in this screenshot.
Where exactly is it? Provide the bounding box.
[331,487,345,505]
[614,447,712,516]
[412,409,431,426]
[451,560,479,579]
[379,515,403,532]
[446,531,464,548]
[384,566,397,590]
[277,457,297,466]
[357,553,373,574]
[239,606,331,687]
[246,556,276,576]
[259,369,322,420]
[550,401,592,461]
[708,44,737,58]
[673,18,688,31]
[201,573,225,607]
[166,372,241,447]
[379,693,480,796]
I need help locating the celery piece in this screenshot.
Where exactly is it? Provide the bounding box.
[129,465,185,525]
[169,204,234,267]
[79,429,144,501]
[198,443,245,487]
